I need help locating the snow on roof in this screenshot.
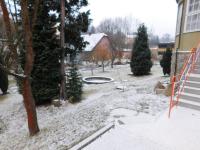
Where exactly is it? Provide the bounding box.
[82,33,107,51]
[126,34,137,39]
[123,48,132,52]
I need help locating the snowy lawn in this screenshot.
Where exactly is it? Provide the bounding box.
[0,64,169,150]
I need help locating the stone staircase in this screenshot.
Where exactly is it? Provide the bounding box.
[178,60,200,111]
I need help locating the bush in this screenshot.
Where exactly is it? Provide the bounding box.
[66,64,83,103]
[160,48,172,75]
[0,56,8,94]
[0,69,8,94]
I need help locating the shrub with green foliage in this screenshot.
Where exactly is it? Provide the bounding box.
[160,48,172,75]
[31,1,60,105]
[0,55,8,94]
[130,24,152,76]
[66,64,82,103]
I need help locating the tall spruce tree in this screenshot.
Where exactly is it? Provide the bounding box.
[130,24,152,76]
[56,0,89,101]
[61,0,90,60]
[31,1,60,105]
[160,48,172,75]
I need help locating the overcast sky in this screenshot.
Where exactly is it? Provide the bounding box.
[87,0,178,37]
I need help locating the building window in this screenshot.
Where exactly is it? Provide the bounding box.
[176,3,183,35]
[185,0,200,32]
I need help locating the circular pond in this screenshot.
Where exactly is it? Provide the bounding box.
[83,76,114,84]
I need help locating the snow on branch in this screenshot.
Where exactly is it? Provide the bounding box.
[0,64,26,79]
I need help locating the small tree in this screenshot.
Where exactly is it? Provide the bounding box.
[0,55,8,94]
[92,46,112,72]
[160,48,172,75]
[66,63,82,103]
[130,24,152,76]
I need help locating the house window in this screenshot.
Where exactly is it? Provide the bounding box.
[185,0,200,32]
[176,3,183,35]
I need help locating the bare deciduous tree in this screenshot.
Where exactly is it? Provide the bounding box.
[0,0,17,69]
[91,45,112,72]
[97,16,140,67]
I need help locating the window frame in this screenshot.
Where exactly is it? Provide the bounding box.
[184,0,200,33]
[176,3,183,35]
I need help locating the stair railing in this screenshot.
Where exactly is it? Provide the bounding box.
[168,44,200,118]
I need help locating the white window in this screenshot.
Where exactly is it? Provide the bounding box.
[176,3,183,35]
[185,0,200,32]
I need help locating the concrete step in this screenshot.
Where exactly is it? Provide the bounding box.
[190,73,200,78]
[184,87,200,95]
[179,98,200,106]
[177,101,200,111]
[185,81,200,88]
[193,70,200,74]
[194,65,200,68]
[188,76,200,82]
[180,93,200,103]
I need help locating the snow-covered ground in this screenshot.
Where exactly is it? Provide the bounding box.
[0,64,169,150]
[84,107,200,150]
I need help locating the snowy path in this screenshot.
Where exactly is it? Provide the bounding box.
[84,107,200,150]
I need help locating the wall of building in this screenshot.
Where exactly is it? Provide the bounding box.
[80,36,113,62]
[172,0,200,77]
[176,0,200,51]
[175,31,200,51]
[171,51,190,77]
[89,37,113,63]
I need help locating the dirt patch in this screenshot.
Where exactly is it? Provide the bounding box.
[0,95,9,102]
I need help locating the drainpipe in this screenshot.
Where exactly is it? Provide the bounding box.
[174,0,185,76]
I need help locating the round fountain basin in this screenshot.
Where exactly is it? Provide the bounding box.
[83,76,114,84]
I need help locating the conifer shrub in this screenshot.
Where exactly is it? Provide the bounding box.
[66,64,83,103]
[160,48,172,75]
[130,24,152,76]
[0,56,8,94]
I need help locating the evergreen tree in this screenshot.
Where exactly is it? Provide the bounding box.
[56,0,89,101]
[66,63,82,103]
[17,0,89,104]
[31,1,60,105]
[17,1,60,105]
[160,48,172,75]
[0,55,8,94]
[61,0,90,60]
[130,24,152,76]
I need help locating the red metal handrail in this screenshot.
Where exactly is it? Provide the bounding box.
[168,45,200,118]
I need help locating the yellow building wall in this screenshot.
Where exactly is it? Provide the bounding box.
[175,32,200,51]
[175,0,200,51]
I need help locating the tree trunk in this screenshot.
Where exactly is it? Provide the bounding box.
[111,58,114,68]
[102,61,105,72]
[20,0,39,136]
[23,78,39,135]
[60,0,66,100]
